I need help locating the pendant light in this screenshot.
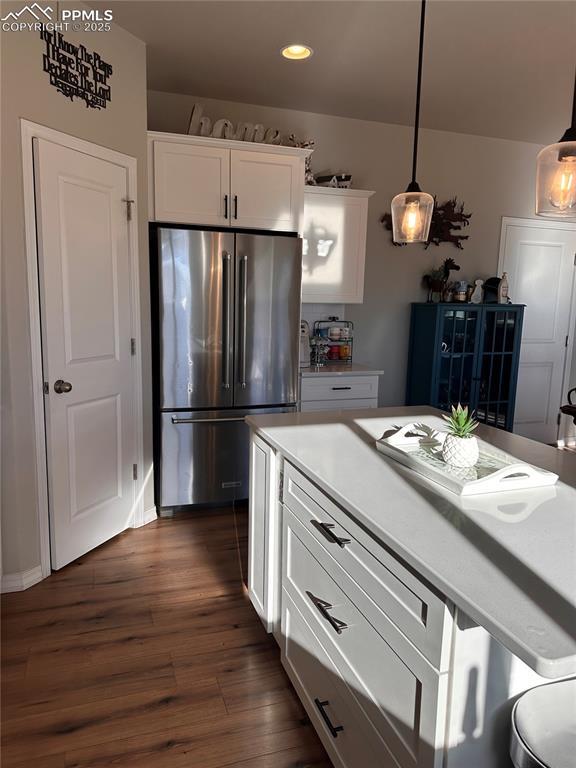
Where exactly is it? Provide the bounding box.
[391,0,434,243]
[536,71,576,217]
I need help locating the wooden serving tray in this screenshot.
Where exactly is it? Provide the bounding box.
[375,422,558,496]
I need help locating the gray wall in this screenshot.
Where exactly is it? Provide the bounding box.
[148,91,543,406]
[1,7,152,576]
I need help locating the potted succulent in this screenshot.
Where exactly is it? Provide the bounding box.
[441,404,479,468]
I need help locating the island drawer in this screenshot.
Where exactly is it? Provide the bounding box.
[282,590,398,768]
[282,509,447,768]
[300,375,379,402]
[282,462,453,671]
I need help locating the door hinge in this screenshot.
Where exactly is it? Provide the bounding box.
[133,463,138,480]
[123,198,135,221]
[278,470,284,502]
[130,338,136,356]
[43,381,49,395]
[557,413,562,426]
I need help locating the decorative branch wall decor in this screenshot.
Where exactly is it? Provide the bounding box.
[40,31,112,109]
[381,197,472,249]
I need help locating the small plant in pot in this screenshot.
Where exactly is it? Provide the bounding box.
[442,404,479,468]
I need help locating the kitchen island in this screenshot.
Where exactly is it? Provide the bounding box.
[246,406,576,768]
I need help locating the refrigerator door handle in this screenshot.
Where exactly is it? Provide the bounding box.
[239,254,248,389]
[171,416,246,425]
[222,251,232,390]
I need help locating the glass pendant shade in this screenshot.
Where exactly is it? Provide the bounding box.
[535,140,576,217]
[391,190,434,243]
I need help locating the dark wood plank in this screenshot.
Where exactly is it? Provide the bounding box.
[64,699,321,768]
[3,652,176,720]
[1,510,329,768]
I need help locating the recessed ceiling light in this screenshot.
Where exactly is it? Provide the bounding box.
[281,44,313,61]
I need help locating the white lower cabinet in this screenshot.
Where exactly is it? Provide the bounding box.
[300,374,379,412]
[248,437,553,768]
[283,591,392,768]
[282,506,448,768]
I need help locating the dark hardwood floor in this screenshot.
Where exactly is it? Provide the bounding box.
[1,507,330,768]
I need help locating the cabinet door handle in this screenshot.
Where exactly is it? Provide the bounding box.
[310,520,350,548]
[331,386,352,391]
[314,698,344,738]
[224,194,228,219]
[306,591,348,635]
[234,195,238,220]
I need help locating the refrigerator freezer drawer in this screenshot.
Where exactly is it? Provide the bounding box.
[160,408,294,508]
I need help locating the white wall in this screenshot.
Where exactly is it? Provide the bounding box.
[1,7,152,577]
[148,90,544,405]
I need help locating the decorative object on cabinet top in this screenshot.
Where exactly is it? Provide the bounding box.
[314,172,353,188]
[186,102,316,155]
[382,196,472,248]
[423,257,461,303]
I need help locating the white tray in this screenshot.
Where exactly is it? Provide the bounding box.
[375,422,559,496]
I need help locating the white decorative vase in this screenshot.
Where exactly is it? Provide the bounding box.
[442,434,479,468]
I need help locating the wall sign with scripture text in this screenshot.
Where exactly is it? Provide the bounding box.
[40,31,112,109]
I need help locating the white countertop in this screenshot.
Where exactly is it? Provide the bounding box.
[247,406,576,678]
[300,362,384,377]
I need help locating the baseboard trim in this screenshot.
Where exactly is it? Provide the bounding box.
[1,565,44,593]
[143,506,158,525]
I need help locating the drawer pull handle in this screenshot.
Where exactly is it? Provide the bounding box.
[314,698,344,738]
[331,386,352,390]
[306,591,348,635]
[310,520,350,549]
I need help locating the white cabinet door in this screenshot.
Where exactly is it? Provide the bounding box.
[231,150,303,232]
[302,188,374,303]
[153,140,230,225]
[248,432,281,633]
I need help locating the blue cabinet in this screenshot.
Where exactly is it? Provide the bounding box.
[406,303,524,431]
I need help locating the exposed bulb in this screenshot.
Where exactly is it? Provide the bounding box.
[548,158,576,212]
[401,201,421,241]
[391,190,434,243]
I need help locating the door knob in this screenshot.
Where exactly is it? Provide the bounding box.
[54,379,72,394]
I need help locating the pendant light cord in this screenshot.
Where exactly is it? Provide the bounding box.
[411,0,427,186]
[571,69,576,129]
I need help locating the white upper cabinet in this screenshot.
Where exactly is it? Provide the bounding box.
[231,150,304,232]
[153,140,229,226]
[148,133,309,233]
[302,186,374,304]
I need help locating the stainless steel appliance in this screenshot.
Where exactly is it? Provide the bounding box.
[152,226,302,509]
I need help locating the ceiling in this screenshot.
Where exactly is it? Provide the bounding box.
[91,1,576,144]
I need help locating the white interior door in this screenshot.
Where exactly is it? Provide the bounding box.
[499,218,576,443]
[34,138,137,569]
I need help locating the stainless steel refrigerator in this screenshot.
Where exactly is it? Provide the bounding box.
[152,226,302,509]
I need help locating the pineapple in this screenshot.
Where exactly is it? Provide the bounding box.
[441,404,480,468]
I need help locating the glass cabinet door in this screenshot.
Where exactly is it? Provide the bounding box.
[475,308,520,430]
[437,307,481,411]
